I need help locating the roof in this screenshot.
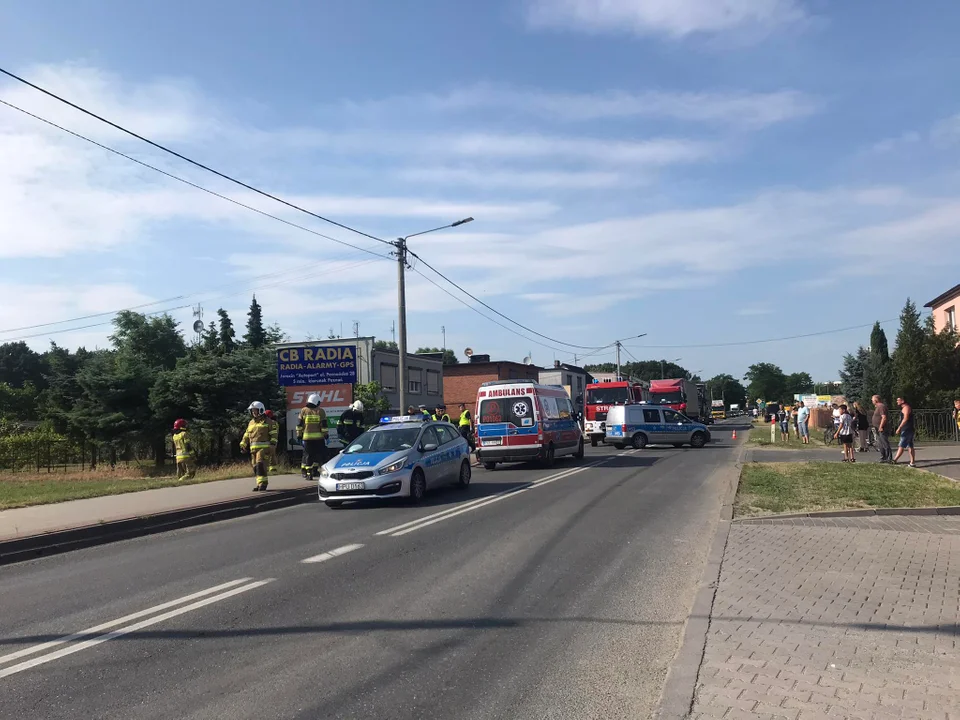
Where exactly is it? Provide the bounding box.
[924,283,960,308]
[444,360,543,374]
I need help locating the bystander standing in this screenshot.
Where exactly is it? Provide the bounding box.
[797,402,810,444]
[871,394,892,463]
[837,404,856,462]
[853,401,870,452]
[777,405,789,442]
[893,397,916,467]
[954,398,960,441]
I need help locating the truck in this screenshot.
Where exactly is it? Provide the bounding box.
[711,398,726,421]
[582,378,650,447]
[729,403,740,416]
[649,378,710,423]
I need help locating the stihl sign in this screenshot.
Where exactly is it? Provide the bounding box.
[285,384,353,409]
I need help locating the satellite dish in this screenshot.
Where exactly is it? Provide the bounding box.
[464,348,473,357]
[523,356,532,365]
[192,320,204,333]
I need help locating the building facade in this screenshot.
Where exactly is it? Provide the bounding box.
[925,284,960,334]
[443,358,542,420]
[538,361,590,412]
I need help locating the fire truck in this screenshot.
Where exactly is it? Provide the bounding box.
[582,378,650,447]
[649,378,711,424]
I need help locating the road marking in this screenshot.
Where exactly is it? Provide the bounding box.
[390,460,610,537]
[0,578,252,667]
[301,543,365,564]
[374,462,603,537]
[0,579,273,679]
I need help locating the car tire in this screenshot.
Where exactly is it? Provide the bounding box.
[457,461,471,488]
[483,462,497,471]
[541,443,555,468]
[409,469,427,503]
[614,443,625,450]
[325,500,343,509]
[632,433,647,450]
[574,439,585,460]
[590,436,598,447]
[690,431,707,448]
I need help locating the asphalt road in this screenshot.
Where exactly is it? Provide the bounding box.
[0,427,743,720]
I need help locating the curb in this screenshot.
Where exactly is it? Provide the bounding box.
[0,486,317,566]
[655,446,744,719]
[737,505,960,521]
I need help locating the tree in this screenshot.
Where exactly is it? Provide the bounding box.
[415,347,459,365]
[865,322,893,405]
[202,321,220,353]
[921,315,960,407]
[354,382,390,422]
[583,359,690,382]
[0,382,41,421]
[217,309,236,353]
[784,372,814,398]
[374,340,398,352]
[244,295,266,349]
[706,374,747,409]
[0,341,47,390]
[743,363,787,403]
[40,342,91,440]
[838,347,869,402]
[892,299,927,402]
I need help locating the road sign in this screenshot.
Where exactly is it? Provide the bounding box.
[276,345,358,386]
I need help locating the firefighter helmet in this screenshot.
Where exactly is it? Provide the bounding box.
[173,418,187,431]
[306,393,321,407]
[247,401,266,417]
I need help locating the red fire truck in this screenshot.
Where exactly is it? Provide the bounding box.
[648,378,710,423]
[582,379,650,447]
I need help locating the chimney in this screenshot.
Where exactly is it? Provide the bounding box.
[554,360,561,368]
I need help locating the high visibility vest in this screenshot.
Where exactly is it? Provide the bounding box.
[269,419,279,446]
[459,410,472,428]
[433,413,450,423]
[173,431,195,460]
[242,418,273,451]
[299,406,328,440]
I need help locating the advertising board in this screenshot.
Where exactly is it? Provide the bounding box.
[284,384,353,450]
[276,345,358,386]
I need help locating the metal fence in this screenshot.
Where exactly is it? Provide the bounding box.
[890,409,960,443]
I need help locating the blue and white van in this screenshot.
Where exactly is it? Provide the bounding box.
[603,403,711,449]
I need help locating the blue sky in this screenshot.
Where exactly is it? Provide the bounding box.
[1,0,959,381]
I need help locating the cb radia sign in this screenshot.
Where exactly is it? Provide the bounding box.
[276,345,358,386]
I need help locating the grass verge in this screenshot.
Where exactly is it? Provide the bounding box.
[0,462,290,510]
[735,461,960,518]
[747,426,830,450]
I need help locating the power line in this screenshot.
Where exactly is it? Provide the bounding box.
[0,67,393,248]
[409,251,606,351]
[625,319,898,350]
[0,97,391,262]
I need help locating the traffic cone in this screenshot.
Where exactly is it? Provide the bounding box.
[732,429,737,440]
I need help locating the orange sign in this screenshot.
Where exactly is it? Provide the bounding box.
[285,384,353,409]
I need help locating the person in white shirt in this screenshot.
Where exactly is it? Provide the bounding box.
[837,404,856,462]
[797,403,810,444]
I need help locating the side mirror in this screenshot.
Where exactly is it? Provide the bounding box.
[422,443,439,452]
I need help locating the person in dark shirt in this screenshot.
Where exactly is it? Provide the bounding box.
[871,395,892,463]
[893,397,916,467]
[853,401,870,452]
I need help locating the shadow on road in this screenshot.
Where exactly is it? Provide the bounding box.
[328,480,535,511]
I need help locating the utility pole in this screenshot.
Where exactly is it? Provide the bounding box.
[392,217,474,414]
[442,325,446,352]
[390,321,395,344]
[353,321,359,338]
[615,340,622,381]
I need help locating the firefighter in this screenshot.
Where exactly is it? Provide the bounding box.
[264,409,280,473]
[297,393,328,480]
[457,403,475,449]
[337,400,365,446]
[240,401,275,492]
[172,418,196,481]
[433,404,450,423]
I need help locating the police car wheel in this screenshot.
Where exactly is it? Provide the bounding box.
[574,439,585,460]
[690,431,707,448]
[457,461,471,488]
[325,500,344,509]
[409,470,427,503]
[631,433,647,450]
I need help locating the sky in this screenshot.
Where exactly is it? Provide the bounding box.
[1,0,959,382]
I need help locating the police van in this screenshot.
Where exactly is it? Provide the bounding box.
[475,380,584,469]
[603,403,711,449]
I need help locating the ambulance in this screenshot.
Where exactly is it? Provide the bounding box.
[475,380,585,469]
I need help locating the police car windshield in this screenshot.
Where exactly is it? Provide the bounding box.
[586,387,630,405]
[653,391,683,404]
[343,427,421,454]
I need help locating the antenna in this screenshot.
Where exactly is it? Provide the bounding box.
[441,325,446,352]
[523,356,532,365]
[191,304,203,345]
[353,321,359,338]
[391,320,396,344]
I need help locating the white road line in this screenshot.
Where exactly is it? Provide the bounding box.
[301,543,365,564]
[0,579,273,680]
[390,460,610,537]
[0,578,252,667]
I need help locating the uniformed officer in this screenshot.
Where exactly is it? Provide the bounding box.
[240,401,275,491]
[297,394,328,480]
[457,403,475,449]
[433,405,451,423]
[337,400,365,446]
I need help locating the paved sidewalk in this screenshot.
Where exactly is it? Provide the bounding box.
[0,473,312,541]
[752,443,960,481]
[691,516,960,719]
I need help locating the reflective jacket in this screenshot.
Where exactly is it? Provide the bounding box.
[241,417,275,452]
[337,408,364,444]
[433,413,451,423]
[173,430,195,460]
[458,410,472,428]
[298,406,328,441]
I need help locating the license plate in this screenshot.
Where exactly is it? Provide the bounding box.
[483,438,502,446]
[336,481,365,491]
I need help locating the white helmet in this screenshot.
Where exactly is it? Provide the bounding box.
[247,401,265,416]
[306,393,321,407]
[351,400,364,413]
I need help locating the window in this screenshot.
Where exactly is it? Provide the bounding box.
[663,409,692,424]
[577,376,583,391]
[426,370,441,395]
[541,396,560,420]
[479,396,535,427]
[380,363,398,391]
[434,425,457,445]
[420,426,441,449]
[557,398,573,419]
[643,408,662,424]
[586,386,630,404]
[409,367,422,394]
[565,374,572,386]
[947,306,957,332]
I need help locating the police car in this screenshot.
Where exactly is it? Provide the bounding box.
[317,415,472,508]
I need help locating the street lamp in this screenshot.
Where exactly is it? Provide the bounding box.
[661,357,681,379]
[613,334,647,381]
[394,217,474,412]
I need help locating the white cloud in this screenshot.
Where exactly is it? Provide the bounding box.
[395,166,627,190]
[526,0,807,38]
[350,84,820,129]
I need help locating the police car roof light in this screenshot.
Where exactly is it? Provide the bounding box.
[379,415,426,424]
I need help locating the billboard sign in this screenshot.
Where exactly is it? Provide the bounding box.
[277,345,358,386]
[284,384,353,450]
